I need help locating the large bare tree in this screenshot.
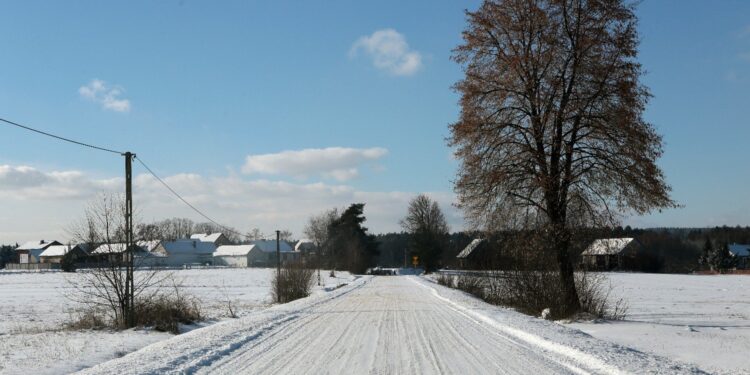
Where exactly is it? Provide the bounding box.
[449,0,675,314]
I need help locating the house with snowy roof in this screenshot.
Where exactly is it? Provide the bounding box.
[190,233,231,246]
[294,239,317,255]
[39,244,89,264]
[580,238,644,271]
[213,240,298,268]
[90,243,151,264]
[151,239,217,267]
[728,244,750,269]
[15,240,62,264]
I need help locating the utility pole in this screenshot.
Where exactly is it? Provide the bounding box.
[124,151,135,327]
[276,230,281,276]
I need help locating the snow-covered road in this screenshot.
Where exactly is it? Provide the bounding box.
[80,276,703,374]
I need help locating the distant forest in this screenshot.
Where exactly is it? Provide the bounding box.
[374,226,750,274]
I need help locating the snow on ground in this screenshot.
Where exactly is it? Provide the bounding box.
[568,273,750,374]
[80,276,700,374]
[0,268,354,374]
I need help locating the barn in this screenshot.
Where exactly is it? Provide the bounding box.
[580,238,644,271]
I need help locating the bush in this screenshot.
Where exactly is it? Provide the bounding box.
[66,309,108,330]
[575,272,628,320]
[455,274,486,299]
[133,292,203,334]
[66,280,203,334]
[273,261,315,303]
[435,273,455,288]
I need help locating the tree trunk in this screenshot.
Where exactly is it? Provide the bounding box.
[551,224,581,316]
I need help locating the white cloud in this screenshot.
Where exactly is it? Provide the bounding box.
[350,29,423,76]
[79,79,131,113]
[241,147,388,181]
[0,164,120,200]
[0,163,462,243]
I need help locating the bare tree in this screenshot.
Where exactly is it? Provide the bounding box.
[246,228,265,241]
[278,230,294,242]
[400,194,450,272]
[449,0,675,315]
[67,193,167,328]
[304,208,339,269]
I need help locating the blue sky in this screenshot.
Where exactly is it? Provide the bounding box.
[0,1,749,243]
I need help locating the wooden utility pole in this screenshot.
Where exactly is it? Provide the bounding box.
[124,151,135,327]
[276,230,281,276]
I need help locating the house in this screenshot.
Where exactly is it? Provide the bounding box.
[190,233,231,246]
[213,240,299,268]
[294,239,317,255]
[151,239,217,267]
[456,238,484,269]
[15,240,62,264]
[213,245,255,267]
[90,243,150,264]
[580,238,644,271]
[39,244,89,264]
[728,244,750,269]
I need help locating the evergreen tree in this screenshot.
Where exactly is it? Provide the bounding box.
[328,204,379,274]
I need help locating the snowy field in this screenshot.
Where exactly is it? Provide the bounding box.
[568,273,750,374]
[0,268,354,374]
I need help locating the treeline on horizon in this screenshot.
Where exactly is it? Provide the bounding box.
[375,225,750,274]
[2,224,749,273]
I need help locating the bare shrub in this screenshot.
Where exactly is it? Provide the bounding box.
[132,292,202,334]
[455,274,486,299]
[66,308,108,330]
[273,261,315,303]
[575,272,628,320]
[435,273,455,288]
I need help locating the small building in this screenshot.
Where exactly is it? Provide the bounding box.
[456,238,484,269]
[213,245,255,267]
[213,240,299,268]
[190,233,231,246]
[16,240,62,264]
[580,238,643,271]
[151,239,217,267]
[728,244,750,269]
[39,244,89,264]
[90,243,150,264]
[294,239,317,255]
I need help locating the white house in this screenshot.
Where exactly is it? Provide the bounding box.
[151,239,217,267]
[214,240,299,268]
[213,245,255,267]
[16,240,62,264]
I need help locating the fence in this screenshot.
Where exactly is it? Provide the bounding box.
[4,263,60,271]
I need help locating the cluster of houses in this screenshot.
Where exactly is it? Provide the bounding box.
[456,237,750,271]
[8,233,318,270]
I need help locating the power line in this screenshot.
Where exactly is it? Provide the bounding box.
[0,117,124,155]
[134,156,248,239]
[1,115,247,239]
